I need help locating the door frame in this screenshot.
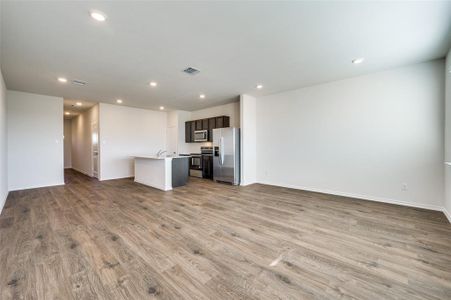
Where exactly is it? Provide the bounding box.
[91,121,99,178]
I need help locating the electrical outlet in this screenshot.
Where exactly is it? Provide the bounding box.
[402,183,408,191]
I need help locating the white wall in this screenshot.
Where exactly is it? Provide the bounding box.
[173,110,193,155]
[255,60,445,210]
[166,111,179,156]
[71,105,98,176]
[240,94,257,185]
[0,70,7,213]
[444,49,451,222]
[99,103,166,180]
[7,91,64,191]
[63,119,72,168]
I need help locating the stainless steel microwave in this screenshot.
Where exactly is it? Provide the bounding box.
[194,130,208,142]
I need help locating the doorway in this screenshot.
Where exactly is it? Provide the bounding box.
[92,122,99,178]
[63,99,99,180]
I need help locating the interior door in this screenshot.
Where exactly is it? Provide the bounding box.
[92,122,99,178]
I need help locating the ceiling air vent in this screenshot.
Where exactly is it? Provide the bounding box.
[182,67,200,75]
[72,79,87,86]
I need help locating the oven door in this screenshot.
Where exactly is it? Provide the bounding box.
[190,156,202,169]
[194,130,208,142]
[190,155,203,177]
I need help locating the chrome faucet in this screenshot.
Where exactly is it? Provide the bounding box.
[156,150,167,157]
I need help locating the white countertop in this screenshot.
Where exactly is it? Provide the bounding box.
[134,155,189,160]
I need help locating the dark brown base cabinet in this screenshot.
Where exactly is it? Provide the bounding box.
[185,116,230,143]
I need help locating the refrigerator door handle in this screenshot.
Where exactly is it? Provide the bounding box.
[218,147,221,165]
[220,137,224,165]
[218,137,221,165]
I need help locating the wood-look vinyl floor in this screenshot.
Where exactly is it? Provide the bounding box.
[0,169,450,299]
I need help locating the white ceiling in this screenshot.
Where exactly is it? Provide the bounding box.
[63,99,97,119]
[1,1,450,111]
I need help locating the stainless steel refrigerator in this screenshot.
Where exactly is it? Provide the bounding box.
[213,127,240,185]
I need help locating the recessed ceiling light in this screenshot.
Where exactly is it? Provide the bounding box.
[160,106,164,110]
[352,58,365,64]
[149,81,157,87]
[90,11,107,22]
[116,99,123,104]
[256,84,263,89]
[75,102,82,106]
[58,77,67,83]
[199,94,206,99]
[65,112,70,115]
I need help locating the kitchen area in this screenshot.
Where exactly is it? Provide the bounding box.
[186,115,240,186]
[134,108,241,191]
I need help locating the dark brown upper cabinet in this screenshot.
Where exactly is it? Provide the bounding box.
[215,116,224,128]
[195,120,203,131]
[208,118,216,130]
[202,119,209,130]
[185,121,193,143]
[185,115,230,143]
[216,116,229,128]
[208,118,216,142]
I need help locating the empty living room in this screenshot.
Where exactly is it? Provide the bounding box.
[0,1,450,299]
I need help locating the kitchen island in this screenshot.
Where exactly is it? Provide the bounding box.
[134,156,189,191]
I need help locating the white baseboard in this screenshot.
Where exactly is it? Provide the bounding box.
[70,168,131,181]
[71,167,93,177]
[240,180,258,186]
[443,207,451,223]
[257,180,444,212]
[8,181,65,192]
[0,191,8,216]
[99,175,133,181]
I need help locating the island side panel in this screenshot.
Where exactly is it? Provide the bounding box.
[134,158,172,191]
[171,157,189,188]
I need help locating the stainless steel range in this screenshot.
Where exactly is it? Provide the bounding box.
[189,153,202,178]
